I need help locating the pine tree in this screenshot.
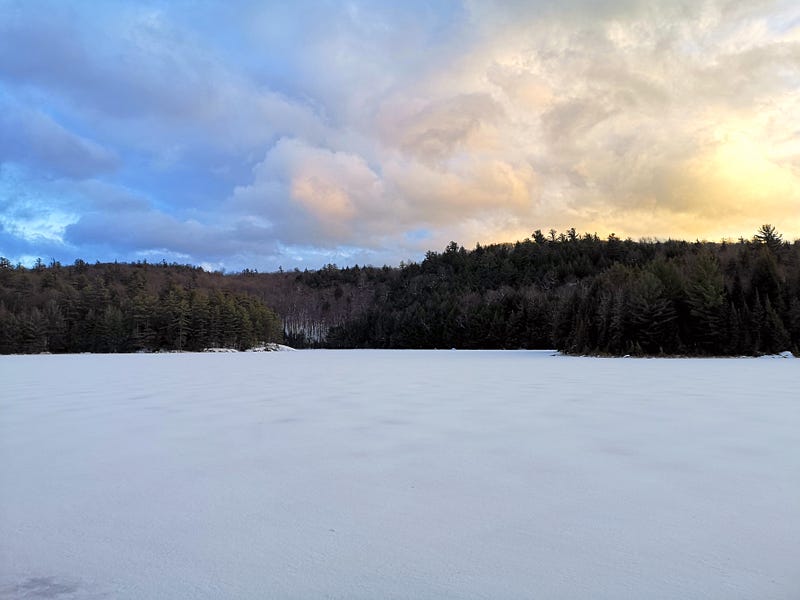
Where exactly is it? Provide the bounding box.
[686,253,726,353]
[754,224,783,252]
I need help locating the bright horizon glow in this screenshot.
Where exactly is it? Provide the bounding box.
[1,1,799,270]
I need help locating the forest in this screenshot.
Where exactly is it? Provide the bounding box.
[0,259,283,354]
[327,225,800,356]
[1,225,799,356]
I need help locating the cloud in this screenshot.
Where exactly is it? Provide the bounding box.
[0,1,330,162]
[377,93,505,162]
[0,100,118,178]
[448,0,800,240]
[63,205,283,266]
[228,136,539,253]
[2,0,799,271]
[231,139,384,245]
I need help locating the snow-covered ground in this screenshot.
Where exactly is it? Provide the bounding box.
[1,350,798,599]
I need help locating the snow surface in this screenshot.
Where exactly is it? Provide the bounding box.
[1,350,798,599]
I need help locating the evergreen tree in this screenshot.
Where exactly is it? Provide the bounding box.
[685,252,726,353]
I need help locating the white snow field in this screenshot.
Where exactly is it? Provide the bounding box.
[1,350,798,599]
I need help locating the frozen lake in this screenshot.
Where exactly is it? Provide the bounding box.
[1,350,798,599]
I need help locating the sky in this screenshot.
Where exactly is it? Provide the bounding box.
[1,0,799,272]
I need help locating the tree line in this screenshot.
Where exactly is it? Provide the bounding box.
[2,225,798,356]
[326,225,800,356]
[0,259,282,354]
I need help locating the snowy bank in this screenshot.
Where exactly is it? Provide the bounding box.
[247,343,296,352]
[203,343,296,353]
[758,350,796,359]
